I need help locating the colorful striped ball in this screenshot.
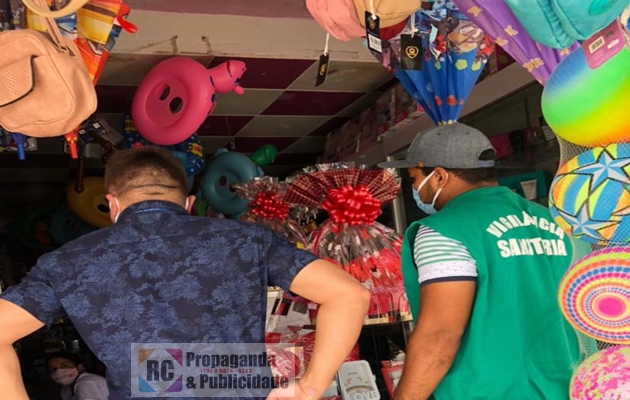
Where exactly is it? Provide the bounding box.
[542,46,630,147]
[549,143,630,246]
[570,346,630,400]
[559,247,630,344]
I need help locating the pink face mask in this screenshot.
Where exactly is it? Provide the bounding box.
[50,368,79,386]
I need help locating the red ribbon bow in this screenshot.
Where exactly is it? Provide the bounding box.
[249,192,290,221]
[322,185,382,227]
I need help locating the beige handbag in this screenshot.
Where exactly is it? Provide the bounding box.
[0,0,96,137]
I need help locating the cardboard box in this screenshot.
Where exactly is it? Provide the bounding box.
[322,129,344,162]
[374,90,394,137]
[358,109,380,153]
[338,119,363,160]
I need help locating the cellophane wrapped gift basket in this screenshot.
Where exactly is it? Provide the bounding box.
[285,163,412,326]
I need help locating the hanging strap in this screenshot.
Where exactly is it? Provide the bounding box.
[21,0,88,18]
[33,0,79,55]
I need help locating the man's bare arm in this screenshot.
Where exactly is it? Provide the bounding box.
[0,299,46,400]
[394,281,475,400]
[287,259,370,398]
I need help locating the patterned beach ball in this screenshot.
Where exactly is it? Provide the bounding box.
[570,346,630,400]
[559,247,630,344]
[549,143,630,246]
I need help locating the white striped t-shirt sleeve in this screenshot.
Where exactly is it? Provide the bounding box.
[413,226,478,286]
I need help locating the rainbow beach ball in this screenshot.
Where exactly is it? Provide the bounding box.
[558,246,630,344]
[549,143,630,245]
[570,346,630,400]
[542,45,630,147]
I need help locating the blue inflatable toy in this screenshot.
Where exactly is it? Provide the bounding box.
[201,148,263,218]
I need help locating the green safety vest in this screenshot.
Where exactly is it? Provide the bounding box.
[401,186,582,400]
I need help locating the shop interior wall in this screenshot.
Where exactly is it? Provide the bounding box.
[380,83,553,229]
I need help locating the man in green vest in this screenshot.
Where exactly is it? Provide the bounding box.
[378,123,581,400]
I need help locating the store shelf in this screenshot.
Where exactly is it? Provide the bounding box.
[345,63,537,167]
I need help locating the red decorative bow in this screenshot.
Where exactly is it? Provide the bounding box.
[322,185,382,227]
[249,192,290,221]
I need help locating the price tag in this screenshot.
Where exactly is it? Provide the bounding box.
[400,34,423,70]
[315,52,329,87]
[365,12,382,53]
[582,19,627,69]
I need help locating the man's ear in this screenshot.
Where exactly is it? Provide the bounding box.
[186,195,196,213]
[105,194,118,222]
[434,167,450,185]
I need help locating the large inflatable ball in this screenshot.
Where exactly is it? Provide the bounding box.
[559,246,630,344]
[570,346,630,400]
[542,46,630,147]
[549,143,630,245]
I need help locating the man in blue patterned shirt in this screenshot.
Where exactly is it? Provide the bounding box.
[0,147,370,399]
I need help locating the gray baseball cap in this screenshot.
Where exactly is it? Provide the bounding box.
[378,123,496,169]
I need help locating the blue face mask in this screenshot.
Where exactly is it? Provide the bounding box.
[412,171,445,215]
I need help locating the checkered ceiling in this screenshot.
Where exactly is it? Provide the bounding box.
[97,56,395,177]
[0,55,395,218]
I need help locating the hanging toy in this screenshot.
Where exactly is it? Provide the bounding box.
[131,57,218,146]
[201,148,263,218]
[131,58,248,146]
[67,177,111,228]
[207,60,247,94]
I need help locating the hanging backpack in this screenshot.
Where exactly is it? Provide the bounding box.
[0,0,96,137]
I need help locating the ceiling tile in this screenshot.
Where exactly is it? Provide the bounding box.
[198,116,254,136]
[96,85,136,113]
[289,61,393,92]
[282,137,326,154]
[262,91,364,116]
[308,117,351,136]
[237,116,331,138]
[336,92,382,117]
[208,57,315,90]
[99,54,213,86]
[234,137,298,153]
[199,136,231,152]
[213,89,282,115]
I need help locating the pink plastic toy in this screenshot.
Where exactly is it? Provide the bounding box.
[208,60,247,95]
[131,57,217,145]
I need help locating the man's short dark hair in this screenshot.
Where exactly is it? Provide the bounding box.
[104,147,188,198]
[421,149,498,184]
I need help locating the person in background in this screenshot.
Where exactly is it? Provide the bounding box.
[47,352,108,400]
[0,147,370,400]
[379,123,581,400]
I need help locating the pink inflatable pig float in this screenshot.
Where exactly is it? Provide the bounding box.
[208,60,247,95]
[131,57,247,145]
